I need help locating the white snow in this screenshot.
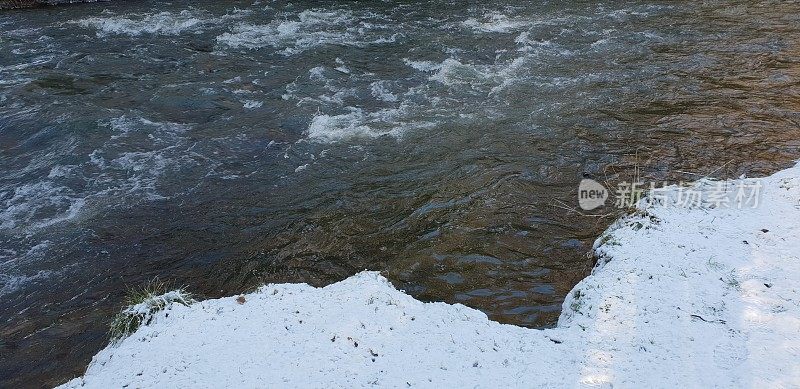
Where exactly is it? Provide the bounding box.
[60,164,800,388]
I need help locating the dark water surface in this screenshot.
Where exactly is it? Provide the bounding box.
[1,0,799,386]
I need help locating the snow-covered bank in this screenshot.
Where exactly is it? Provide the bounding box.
[60,165,800,388]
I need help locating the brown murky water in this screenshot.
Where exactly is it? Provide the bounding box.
[1,0,799,386]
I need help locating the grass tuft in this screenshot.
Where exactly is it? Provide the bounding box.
[109,279,194,343]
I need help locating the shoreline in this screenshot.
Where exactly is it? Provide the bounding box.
[60,163,800,387]
[0,0,95,10]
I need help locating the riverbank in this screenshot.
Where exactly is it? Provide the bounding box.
[0,0,91,10]
[0,0,42,10]
[58,163,800,387]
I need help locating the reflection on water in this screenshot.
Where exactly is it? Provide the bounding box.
[1,0,799,386]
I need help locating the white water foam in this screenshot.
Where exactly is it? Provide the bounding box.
[0,116,196,234]
[462,13,528,33]
[0,242,55,297]
[0,270,53,297]
[217,9,395,55]
[91,116,200,201]
[0,181,84,231]
[305,107,434,142]
[243,100,263,109]
[306,110,381,141]
[74,9,247,37]
[369,80,398,102]
[404,56,523,93]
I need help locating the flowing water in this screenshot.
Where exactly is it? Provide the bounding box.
[1,0,799,386]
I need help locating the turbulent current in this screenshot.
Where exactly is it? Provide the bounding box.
[1,0,799,386]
